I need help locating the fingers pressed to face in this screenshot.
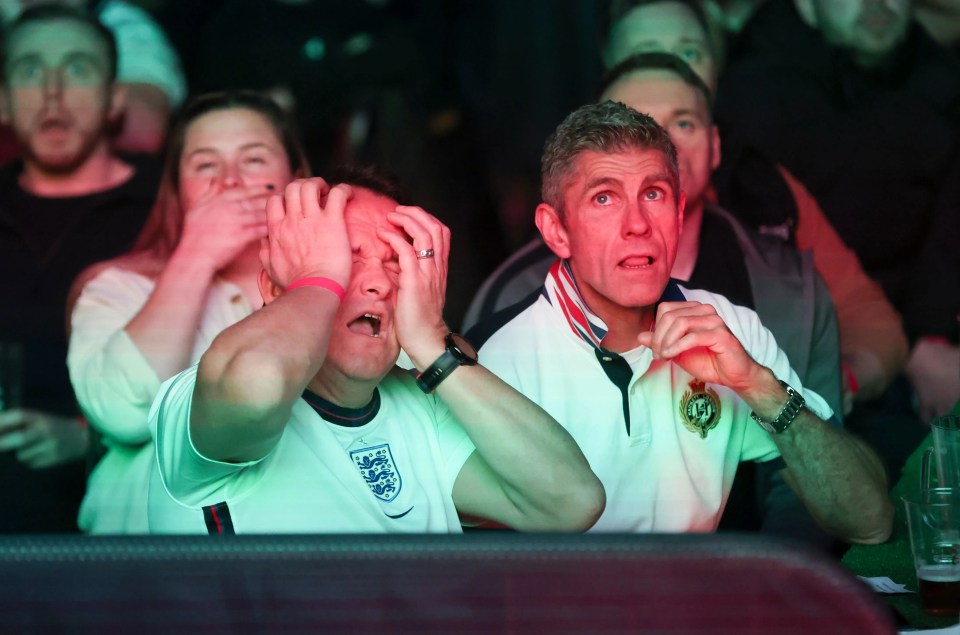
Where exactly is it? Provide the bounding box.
[242,207,268,229]
[258,237,270,270]
[298,178,322,218]
[205,185,274,206]
[282,180,303,218]
[389,206,450,265]
[266,193,285,232]
[323,183,354,219]
[195,177,219,205]
[240,222,269,245]
[378,227,418,272]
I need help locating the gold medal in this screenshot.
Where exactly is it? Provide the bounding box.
[680,379,721,439]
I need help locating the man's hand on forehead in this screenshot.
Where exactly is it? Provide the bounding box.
[380,206,449,263]
[375,205,450,358]
[373,207,415,248]
[261,177,353,291]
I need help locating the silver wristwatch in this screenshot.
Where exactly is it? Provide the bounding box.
[751,380,805,434]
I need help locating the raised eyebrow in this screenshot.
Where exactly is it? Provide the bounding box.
[633,39,664,50]
[186,142,277,161]
[7,53,42,69]
[671,107,708,122]
[583,176,621,192]
[238,142,277,153]
[61,51,104,68]
[9,52,103,69]
[184,148,218,162]
[641,172,675,191]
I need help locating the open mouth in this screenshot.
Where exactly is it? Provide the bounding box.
[619,256,654,269]
[347,313,382,337]
[38,118,70,133]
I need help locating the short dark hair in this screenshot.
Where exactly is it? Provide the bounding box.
[602,0,712,54]
[541,100,679,214]
[599,51,714,110]
[1,3,118,83]
[327,163,412,206]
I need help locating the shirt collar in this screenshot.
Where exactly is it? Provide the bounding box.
[301,388,381,427]
[542,258,685,352]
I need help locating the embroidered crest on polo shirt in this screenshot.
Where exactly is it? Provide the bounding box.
[680,379,721,439]
[350,444,402,502]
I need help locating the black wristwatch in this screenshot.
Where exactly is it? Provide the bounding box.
[751,380,805,434]
[416,332,478,393]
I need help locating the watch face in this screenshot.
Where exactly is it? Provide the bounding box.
[447,333,478,364]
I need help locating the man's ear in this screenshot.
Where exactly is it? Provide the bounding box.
[535,203,571,259]
[108,84,128,122]
[794,0,818,28]
[710,123,722,172]
[258,269,283,306]
[677,190,686,232]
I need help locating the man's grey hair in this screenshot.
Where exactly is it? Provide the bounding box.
[541,100,679,215]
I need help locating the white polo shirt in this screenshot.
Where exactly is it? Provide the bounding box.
[149,365,476,534]
[477,260,831,533]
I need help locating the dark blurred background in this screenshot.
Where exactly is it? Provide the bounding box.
[138,0,609,329]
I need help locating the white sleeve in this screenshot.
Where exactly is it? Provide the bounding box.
[151,364,260,507]
[692,290,834,464]
[97,1,188,107]
[68,268,161,445]
[432,397,476,494]
[686,287,834,421]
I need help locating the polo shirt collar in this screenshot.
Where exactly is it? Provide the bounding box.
[542,258,685,353]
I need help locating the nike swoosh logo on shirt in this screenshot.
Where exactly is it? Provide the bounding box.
[385,506,414,519]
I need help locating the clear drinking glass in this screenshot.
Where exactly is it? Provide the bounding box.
[923,415,960,489]
[903,488,960,616]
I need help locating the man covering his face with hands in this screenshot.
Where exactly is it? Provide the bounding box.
[148,171,604,534]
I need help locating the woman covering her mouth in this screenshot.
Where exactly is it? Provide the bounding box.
[66,90,309,534]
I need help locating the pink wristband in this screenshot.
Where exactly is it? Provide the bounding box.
[285,277,345,302]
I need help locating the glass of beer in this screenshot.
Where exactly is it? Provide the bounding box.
[904,488,960,616]
[922,415,960,489]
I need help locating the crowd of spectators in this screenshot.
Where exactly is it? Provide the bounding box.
[0,0,954,564]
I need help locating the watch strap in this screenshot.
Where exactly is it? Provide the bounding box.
[416,350,461,393]
[751,380,805,434]
[415,333,477,394]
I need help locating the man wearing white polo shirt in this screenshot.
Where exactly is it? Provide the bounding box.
[148,172,604,534]
[474,101,893,543]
